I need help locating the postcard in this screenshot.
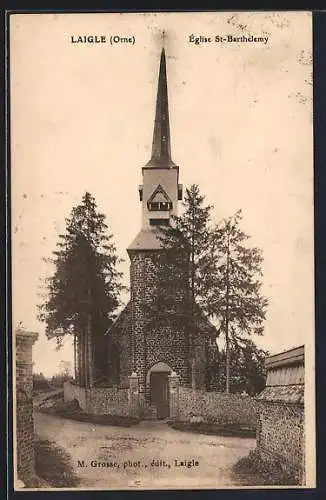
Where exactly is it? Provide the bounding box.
[9,11,315,490]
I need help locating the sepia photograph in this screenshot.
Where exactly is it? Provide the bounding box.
[10,11,315,490]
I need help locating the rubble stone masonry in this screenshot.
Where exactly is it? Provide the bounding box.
[129,250,190,393]
[256,401,304,482]
[64,381,129,416]
[178,387,258,428]
[15,328,38,483]
[256,345,305,484]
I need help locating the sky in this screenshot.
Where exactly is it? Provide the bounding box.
[10,12,314,377]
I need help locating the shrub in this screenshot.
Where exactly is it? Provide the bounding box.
[233,450,299,486]
[34,436,80,488]
[33,373,51,392]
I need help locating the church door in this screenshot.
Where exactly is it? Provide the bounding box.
[150,372,170,419]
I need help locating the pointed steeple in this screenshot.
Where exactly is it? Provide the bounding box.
[146,47,176,168]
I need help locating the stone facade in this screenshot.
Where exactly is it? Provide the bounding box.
[108,249,214,417]
[256,345,305,484]
[15,327,38,484]
[129,250,190,390]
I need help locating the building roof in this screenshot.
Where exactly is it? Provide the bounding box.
[146,48,176,169]
[257,345,305,405]
[265,345,304,370]
[127,228,163,252]
[106,302,132,336]
[193,307,219,338]
[15,326,39,342]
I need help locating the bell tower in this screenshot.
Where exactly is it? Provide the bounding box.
[126,44,190,407]
[104,40,215,416]
[129,47,182,251]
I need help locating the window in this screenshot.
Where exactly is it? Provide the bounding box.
[149,218,170,226]
[148,201,172,211]
[160,202,170,210]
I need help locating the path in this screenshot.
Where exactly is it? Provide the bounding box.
[33,389,63,408]
[34,412,256,489]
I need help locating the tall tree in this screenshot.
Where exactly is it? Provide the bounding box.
[148,189,267,393]
[149,184,215,386]
[214,340,269,395]
[155,184,214,312]
[209,210,268,393]
[38,192,124,387]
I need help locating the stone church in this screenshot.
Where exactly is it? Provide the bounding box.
[105,47,216,418]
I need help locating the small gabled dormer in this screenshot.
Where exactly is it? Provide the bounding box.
[147,184,173,227]
[147,185,173,212]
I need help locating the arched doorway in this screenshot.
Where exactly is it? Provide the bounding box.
[147,362,172,419]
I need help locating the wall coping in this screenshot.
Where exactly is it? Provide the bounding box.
[15,327,39,344]
[256,384,304,405]
[65,380,128,391]
[265,345,304,370]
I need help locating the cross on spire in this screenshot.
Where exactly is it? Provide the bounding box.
[162,30,166,48]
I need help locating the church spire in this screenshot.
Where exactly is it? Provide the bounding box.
[146,44,176,168]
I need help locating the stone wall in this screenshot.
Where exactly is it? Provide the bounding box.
[87,387,129,416]
[15,328,38,484]
[64,381,129,416]
[178,387,258,428]
[256,345,305,484]
[63,380,87,409]
[256,402,304,482]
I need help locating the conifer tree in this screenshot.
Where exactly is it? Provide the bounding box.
[148,187,267,393]
[155,184,214,314]
[215,340,269,395]
[38,192,124,387]
[209,210,268,393]
[149,184,215,386]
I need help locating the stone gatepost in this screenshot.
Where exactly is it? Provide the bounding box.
[15,327,39,484]
[168,371,179,420]
[128,372,140,418]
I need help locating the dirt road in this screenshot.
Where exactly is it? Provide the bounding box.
[34,412,256,489]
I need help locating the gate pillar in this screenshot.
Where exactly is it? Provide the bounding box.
[168,371,179,420]
[128,372,139,417]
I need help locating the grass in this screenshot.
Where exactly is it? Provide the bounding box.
[167,420,256,438]
[232,449,300,486]
[38,397,139,427]
[32,436,80,488]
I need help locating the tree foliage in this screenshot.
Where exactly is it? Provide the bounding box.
[33,372,51,392]
[214,340,269,395]
[209,210,267,336]
[38,192,124,385]
[209,210,268,391]
[151,186,268,392]
[151,184,214,325]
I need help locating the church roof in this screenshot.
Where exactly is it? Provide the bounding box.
[195,312,219,337]
[146,48,176,169]
[127,228,163,252]
[106,301,132,336]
